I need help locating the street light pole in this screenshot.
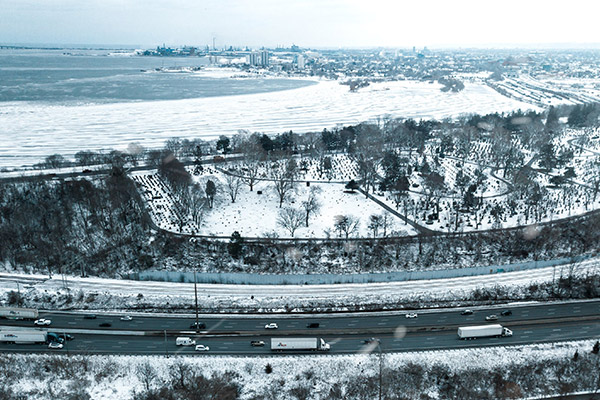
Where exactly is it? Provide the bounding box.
[164,329,168,358]
[377,341,383,400]
[64,333,69,356]
[194,270,199,333]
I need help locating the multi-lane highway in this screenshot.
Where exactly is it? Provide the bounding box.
[1,300,599,355]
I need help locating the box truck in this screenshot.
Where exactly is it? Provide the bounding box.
[176,337,196,346]
[0,307,39,320]
[457,324,513,339]
[271,338,330,351]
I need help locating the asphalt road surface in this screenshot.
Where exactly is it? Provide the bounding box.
[1,301,599,355]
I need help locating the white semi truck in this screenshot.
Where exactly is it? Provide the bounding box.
[457,324,513,339]
[0,330,47,344]
[0,307,39,320]
[271,338,330,351]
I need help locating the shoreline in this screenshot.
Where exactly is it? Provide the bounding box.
[0,78,536,169]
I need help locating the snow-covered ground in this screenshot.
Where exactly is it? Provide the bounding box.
[3,340,598,399]
[1,256,597,312]
[0,79,535,169]
[131,165,418,238]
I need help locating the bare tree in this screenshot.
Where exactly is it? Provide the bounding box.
[380,211,394,236]
[277,207,304,237]
[301,186,321,227]
[224,173,243,203]
[136,361,158,393]
[270,164,295,208]
[243,161,261,192]
[368,214,382,238]
[334,214,360,239]
[187,183,206,227]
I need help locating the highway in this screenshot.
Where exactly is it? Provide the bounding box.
[1,301,599,355]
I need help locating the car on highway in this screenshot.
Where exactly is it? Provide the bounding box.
[485,315,499,321]
[501,310,512,316]
[50,333,74,341]
[189,322,206,329]
[307,323,320,328]
[461,309,474,315]
[34,319,51,326]
[48,342,63,349]
[120,315,133,321]
[363,338,380,344]
[194,345,210,351]
[405,313,418,319]
[251,340,265,347]
[265,323,278,329]
[83,314,97,319]
[99,322,112,327]
[47,333,65,344]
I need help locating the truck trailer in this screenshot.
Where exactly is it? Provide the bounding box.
[0,307,39,320]
[457,324,513,339]
[270,338,330,351]
[0,330,47,344]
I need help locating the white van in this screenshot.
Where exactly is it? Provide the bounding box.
[176,337,196,346]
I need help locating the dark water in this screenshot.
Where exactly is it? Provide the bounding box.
[0,48,314,103]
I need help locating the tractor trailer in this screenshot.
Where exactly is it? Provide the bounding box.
[457,324,513,339]
[0,307,39,320]
[271,338,330,351]
[0,330,47,344]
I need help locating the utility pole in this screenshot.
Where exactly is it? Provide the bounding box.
[194,270,199,333]
[64,333,69,356]
[377,341,383,400]
[164,329,168,358]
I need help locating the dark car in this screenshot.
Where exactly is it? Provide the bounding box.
[250,340,265,347]
[501,310,512,316]
[461,310,474,315]
[83,314,97,319]
[307,323,320,328]
[47,333,64,344]
[99,322,112,327]
[189,322,206,329]
[363,338,380,344]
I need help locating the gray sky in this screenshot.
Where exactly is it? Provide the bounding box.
[1,0,599,48]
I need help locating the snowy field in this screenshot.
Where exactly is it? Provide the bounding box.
[0,79,535,168]
[132,163,418,238]
[3,340,597,399]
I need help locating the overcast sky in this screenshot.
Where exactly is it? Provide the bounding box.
[1,0,599,48]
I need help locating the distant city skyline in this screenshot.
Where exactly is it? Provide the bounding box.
[1,0,599,49]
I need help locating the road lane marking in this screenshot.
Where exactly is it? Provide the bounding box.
[552,329,561,332]
[524,331,533,334]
